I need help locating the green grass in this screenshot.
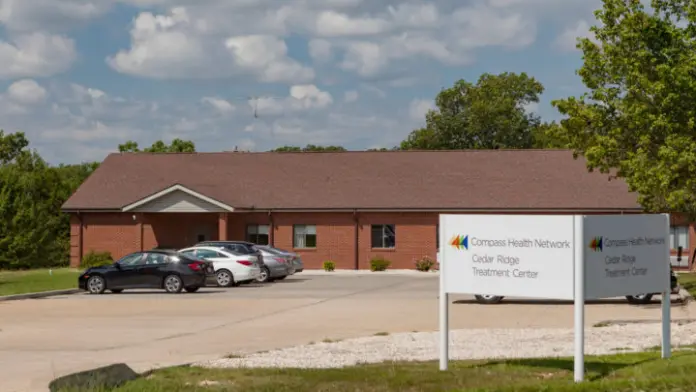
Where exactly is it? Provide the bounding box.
[0,268,81,296]
[677,272,696,298]
[56,350,696,392]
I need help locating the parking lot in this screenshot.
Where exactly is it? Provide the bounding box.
[1,274,694,392]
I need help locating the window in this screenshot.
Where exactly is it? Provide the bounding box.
[246,224,270,245]
[197,234,206,242]
[144,252,167,265]
[293,224,317,248]
[670,226,690,250]
[117,253,145,266]
[196,249,224,259]
[371,224,396,248]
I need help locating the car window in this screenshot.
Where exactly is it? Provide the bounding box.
[118,253,144,266]
[144,252,167,265]
[179,249,195,257]
[197,249,223,259]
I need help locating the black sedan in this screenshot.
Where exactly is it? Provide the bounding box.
[78,250,215,294]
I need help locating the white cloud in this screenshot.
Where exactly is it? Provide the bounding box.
[7,79,47,104]
[343,90,358,103]
[554,20,597,51]
[0,32,76,78]
[225,35,315,83]
[0,0,111,32]
[314,10,390,36]
[408,98,435,121]
[308,38,333,62]
[107,8,314,83]
[252,84,333,116]
[202,97,235,114]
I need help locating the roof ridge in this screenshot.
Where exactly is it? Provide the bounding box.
[113,149,574,156]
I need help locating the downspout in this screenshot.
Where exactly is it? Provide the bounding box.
[268,210,274,246]
[77,211,84,267]
[353,209,359,270]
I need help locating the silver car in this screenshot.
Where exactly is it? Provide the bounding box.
[257,245,303,274]
[256,246,293,282]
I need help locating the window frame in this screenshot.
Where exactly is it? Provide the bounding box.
[371,224,396,249]
[293,224,317,249]
[670,225,690,252]
[117,252,145,266]
[196,249,224,259]
[246,224,270,245]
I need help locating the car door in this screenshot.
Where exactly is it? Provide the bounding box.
[109,253,146,288]
[140,252,170,288]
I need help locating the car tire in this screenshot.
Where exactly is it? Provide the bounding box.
[185,286,200,293]
[163,274,183,293]
[110,289,123,294]
[256,267,272,283]
[86,276,106,294]
[626,294,653,304]
[474,294,505,304]
[216,269,234,287]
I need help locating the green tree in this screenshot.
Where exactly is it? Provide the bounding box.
[401,72,549,150]
[271,144,347,152]
[0,130,100,269]
[552,0,696,216]
[118,139,196,153]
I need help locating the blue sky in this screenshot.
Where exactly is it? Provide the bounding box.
[0,0,601,164]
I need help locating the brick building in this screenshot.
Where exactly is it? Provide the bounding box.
[62,150,696,270]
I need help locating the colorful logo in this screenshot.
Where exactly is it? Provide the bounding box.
[589,236,603,252]
[450,235,469,250]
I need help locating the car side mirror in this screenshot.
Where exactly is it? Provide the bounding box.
[113,262,121,269]
[677,246,683,262]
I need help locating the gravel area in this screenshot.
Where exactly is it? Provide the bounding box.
[198,322,696,369]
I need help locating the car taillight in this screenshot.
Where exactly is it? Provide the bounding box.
[273,257,285,263]
[188,261,205,271]
[237,260,253,266]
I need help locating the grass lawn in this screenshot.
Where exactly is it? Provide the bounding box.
[677,272,696,298]
[57,350,696,392]
[0,268,81,296]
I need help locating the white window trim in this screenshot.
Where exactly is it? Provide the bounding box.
[122,184,235,212]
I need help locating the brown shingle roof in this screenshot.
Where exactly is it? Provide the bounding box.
[61,150,641,211]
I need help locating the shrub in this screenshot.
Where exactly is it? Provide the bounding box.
[323,260,336,271]
[370,256,391,272]
[415,256,435,272]
[81,250,114,268]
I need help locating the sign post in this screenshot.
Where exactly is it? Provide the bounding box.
[573,215,585,382]
[438,213,671,382]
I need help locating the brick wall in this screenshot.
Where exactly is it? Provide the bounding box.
[70,211,696,270]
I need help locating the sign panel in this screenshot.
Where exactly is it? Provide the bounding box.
[440,214,575,300]
[583,214,669,300]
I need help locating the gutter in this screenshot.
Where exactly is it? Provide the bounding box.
[353,209,359,270]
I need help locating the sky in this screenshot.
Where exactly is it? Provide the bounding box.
[0,0,603,164]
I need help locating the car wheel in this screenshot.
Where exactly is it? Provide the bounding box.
[185,286,200,293]
[626,294,653,304]
[256,267,271,283]
[86,276,106,294]
[216,269,234,287]
[163,274,183,293]
[110,289,123,294]
[474,294,505,304]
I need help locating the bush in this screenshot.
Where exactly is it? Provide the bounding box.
[370,256,391,272]
[415,256,435,272]
[81,250,114,268]
[323,261,336,271]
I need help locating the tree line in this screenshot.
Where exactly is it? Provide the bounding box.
[1,0,695,269]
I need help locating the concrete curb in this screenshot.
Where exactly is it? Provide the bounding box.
[0,288,81,302]
[299,269,439,277]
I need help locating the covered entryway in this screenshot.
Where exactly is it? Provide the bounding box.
[122,184,235,252]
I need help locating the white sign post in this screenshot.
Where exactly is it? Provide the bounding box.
[438,214,671,382]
